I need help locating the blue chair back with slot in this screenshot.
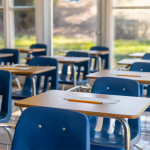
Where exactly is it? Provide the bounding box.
[12,57,58,100]
[11,107,90,150]
[30,44,47,56]
[90,77,140,149]
[26,44,47,64]
[142,53,150,60]
[130,62,150,111]
[59,51,90,85]
[90,46,109,72]
[0,49,19,65]
[0,70,12,123]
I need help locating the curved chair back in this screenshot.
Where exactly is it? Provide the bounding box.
[0,49,19,65]
[0,70,12,123]
[142,53,150,60]
[23,57,58,96]
[11,107,90,150]
[90,46,109,72]
[130,62,150,111]
[30,44,47,56]
[90,77,140,141]
[60,51,90,85]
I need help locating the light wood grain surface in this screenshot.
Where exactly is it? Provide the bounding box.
[15,90,150,119]
[0,66,56,75]
[25,56,90,63]
[0,54,13,58]
[128,53,145,58]
[60,50,109,56]
[86,70,150,84]
[18,48,46,54]
[117,59,150,66]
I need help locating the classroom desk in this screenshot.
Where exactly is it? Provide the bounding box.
[0,54,13,58]
[15,90,150,150]
[42,56,90,87]
[60,50,109,71]
[86,70,150,84]
[128,53,145,58]
[117,59,150,66]
[0,66,56,96]
[18,48,46,57]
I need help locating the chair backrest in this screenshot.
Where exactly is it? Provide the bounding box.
[11,107,90,150]
[0,49,19,65]
[142,53,150,60]
[90,46,109,70]
[30,44,47,56]
[89,77,140,138]
[60,51,90,82]
[130,62,150,97]
[0,70,12,123]
[22,57,58,95]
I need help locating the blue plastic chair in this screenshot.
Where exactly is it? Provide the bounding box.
[59,51,90,86]
[26,44,47,64]
[0,49,19,65]
[11,107,90,150]
[0,70,12,123]
[89,77,140,150]
[12,57,58,100]
[90,46,109,72]
[142,53,150,60]
[130,62,150,111]
[0,49,21,90]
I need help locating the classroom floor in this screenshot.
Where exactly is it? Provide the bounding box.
[0,79,150,150]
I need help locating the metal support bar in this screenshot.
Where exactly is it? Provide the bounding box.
[4,127,13,143]
[134,144,143,150]
[15,77,22,90]
[72,64,77,87]
[28,75,36,96]
[98,56,102,71]
[116,118,130,150]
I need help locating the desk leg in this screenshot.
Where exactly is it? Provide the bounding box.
[28,75,36,96]
[98,56,102,71]
[72,64,76,87]
[117,118,130,150]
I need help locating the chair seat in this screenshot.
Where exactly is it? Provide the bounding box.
[12,91,33,100]
[90,131,139,149]
[59,78,89,85]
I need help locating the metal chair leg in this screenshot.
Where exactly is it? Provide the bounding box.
[134,144,143,150]
[3,127,13,143]
[15,78,22,90]
[86,83,91,88]
[62,84,65,91]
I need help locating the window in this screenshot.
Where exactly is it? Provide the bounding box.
[113,0,150,68]
[53,0,97,56]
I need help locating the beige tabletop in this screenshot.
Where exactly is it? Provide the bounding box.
[60,50,109,56]
[128,53,145,58]
[0,54,13,58]
[18,48,46,54]
[86,70,150,84]
[25,56,90,63]
[15,90,150,119]
[0,66,56,75]
[117,59,150,66]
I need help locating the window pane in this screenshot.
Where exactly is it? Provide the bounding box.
[53,0,97,56]
[114,0,150,6]
[0,12,4,48]
[14,0,34,6]
[0,0,2,6]
[14,11,36,63]
[113,9,150,68]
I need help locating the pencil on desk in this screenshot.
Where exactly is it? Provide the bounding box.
[68,99,103,104]
[2,67,20,70]
[117,74,140,77]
